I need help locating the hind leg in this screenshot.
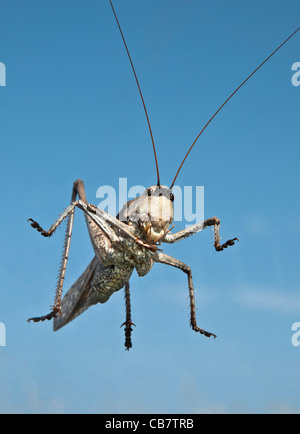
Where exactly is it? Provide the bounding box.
[27,180,119,324]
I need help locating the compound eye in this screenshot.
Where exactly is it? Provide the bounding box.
[147,188,152,197]
[170,193,174,202]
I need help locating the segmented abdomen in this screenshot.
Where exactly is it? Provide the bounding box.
[91,262,134,304]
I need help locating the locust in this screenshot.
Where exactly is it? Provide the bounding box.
[27,0,300,350]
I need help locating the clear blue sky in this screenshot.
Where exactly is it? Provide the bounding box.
[1,0,300,414]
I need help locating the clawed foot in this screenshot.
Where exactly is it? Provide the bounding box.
[120,321,136,351]
[28,218,50,237]
[27,306,61,323]
[193,326,217,339]
[215,237,239,252]
[133,237,162,253]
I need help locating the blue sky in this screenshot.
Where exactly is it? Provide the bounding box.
[0,0,300,414]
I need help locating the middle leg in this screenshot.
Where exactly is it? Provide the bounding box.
[153,252,216,339]
[120,281,135,351]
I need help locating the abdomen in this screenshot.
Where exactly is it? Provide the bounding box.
[91,262,134,303]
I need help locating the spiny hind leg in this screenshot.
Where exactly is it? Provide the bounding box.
[27,186,77,323]
[28,181,115,323]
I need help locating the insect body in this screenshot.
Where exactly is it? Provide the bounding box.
[28,180,236,348]
[28,1,300,349]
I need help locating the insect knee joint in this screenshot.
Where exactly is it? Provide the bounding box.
[205,217,220,227]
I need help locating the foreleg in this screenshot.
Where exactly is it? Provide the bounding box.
[163,217,238,252]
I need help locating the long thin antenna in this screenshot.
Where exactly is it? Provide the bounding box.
[109,0,161,186]
[170,26,300,188]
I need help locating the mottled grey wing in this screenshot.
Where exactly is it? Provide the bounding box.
[53,256,98,331]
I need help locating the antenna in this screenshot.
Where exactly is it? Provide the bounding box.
[109,0,161,186]
[170,26,300,188]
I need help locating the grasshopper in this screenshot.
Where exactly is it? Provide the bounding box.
[27,1,300,349]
